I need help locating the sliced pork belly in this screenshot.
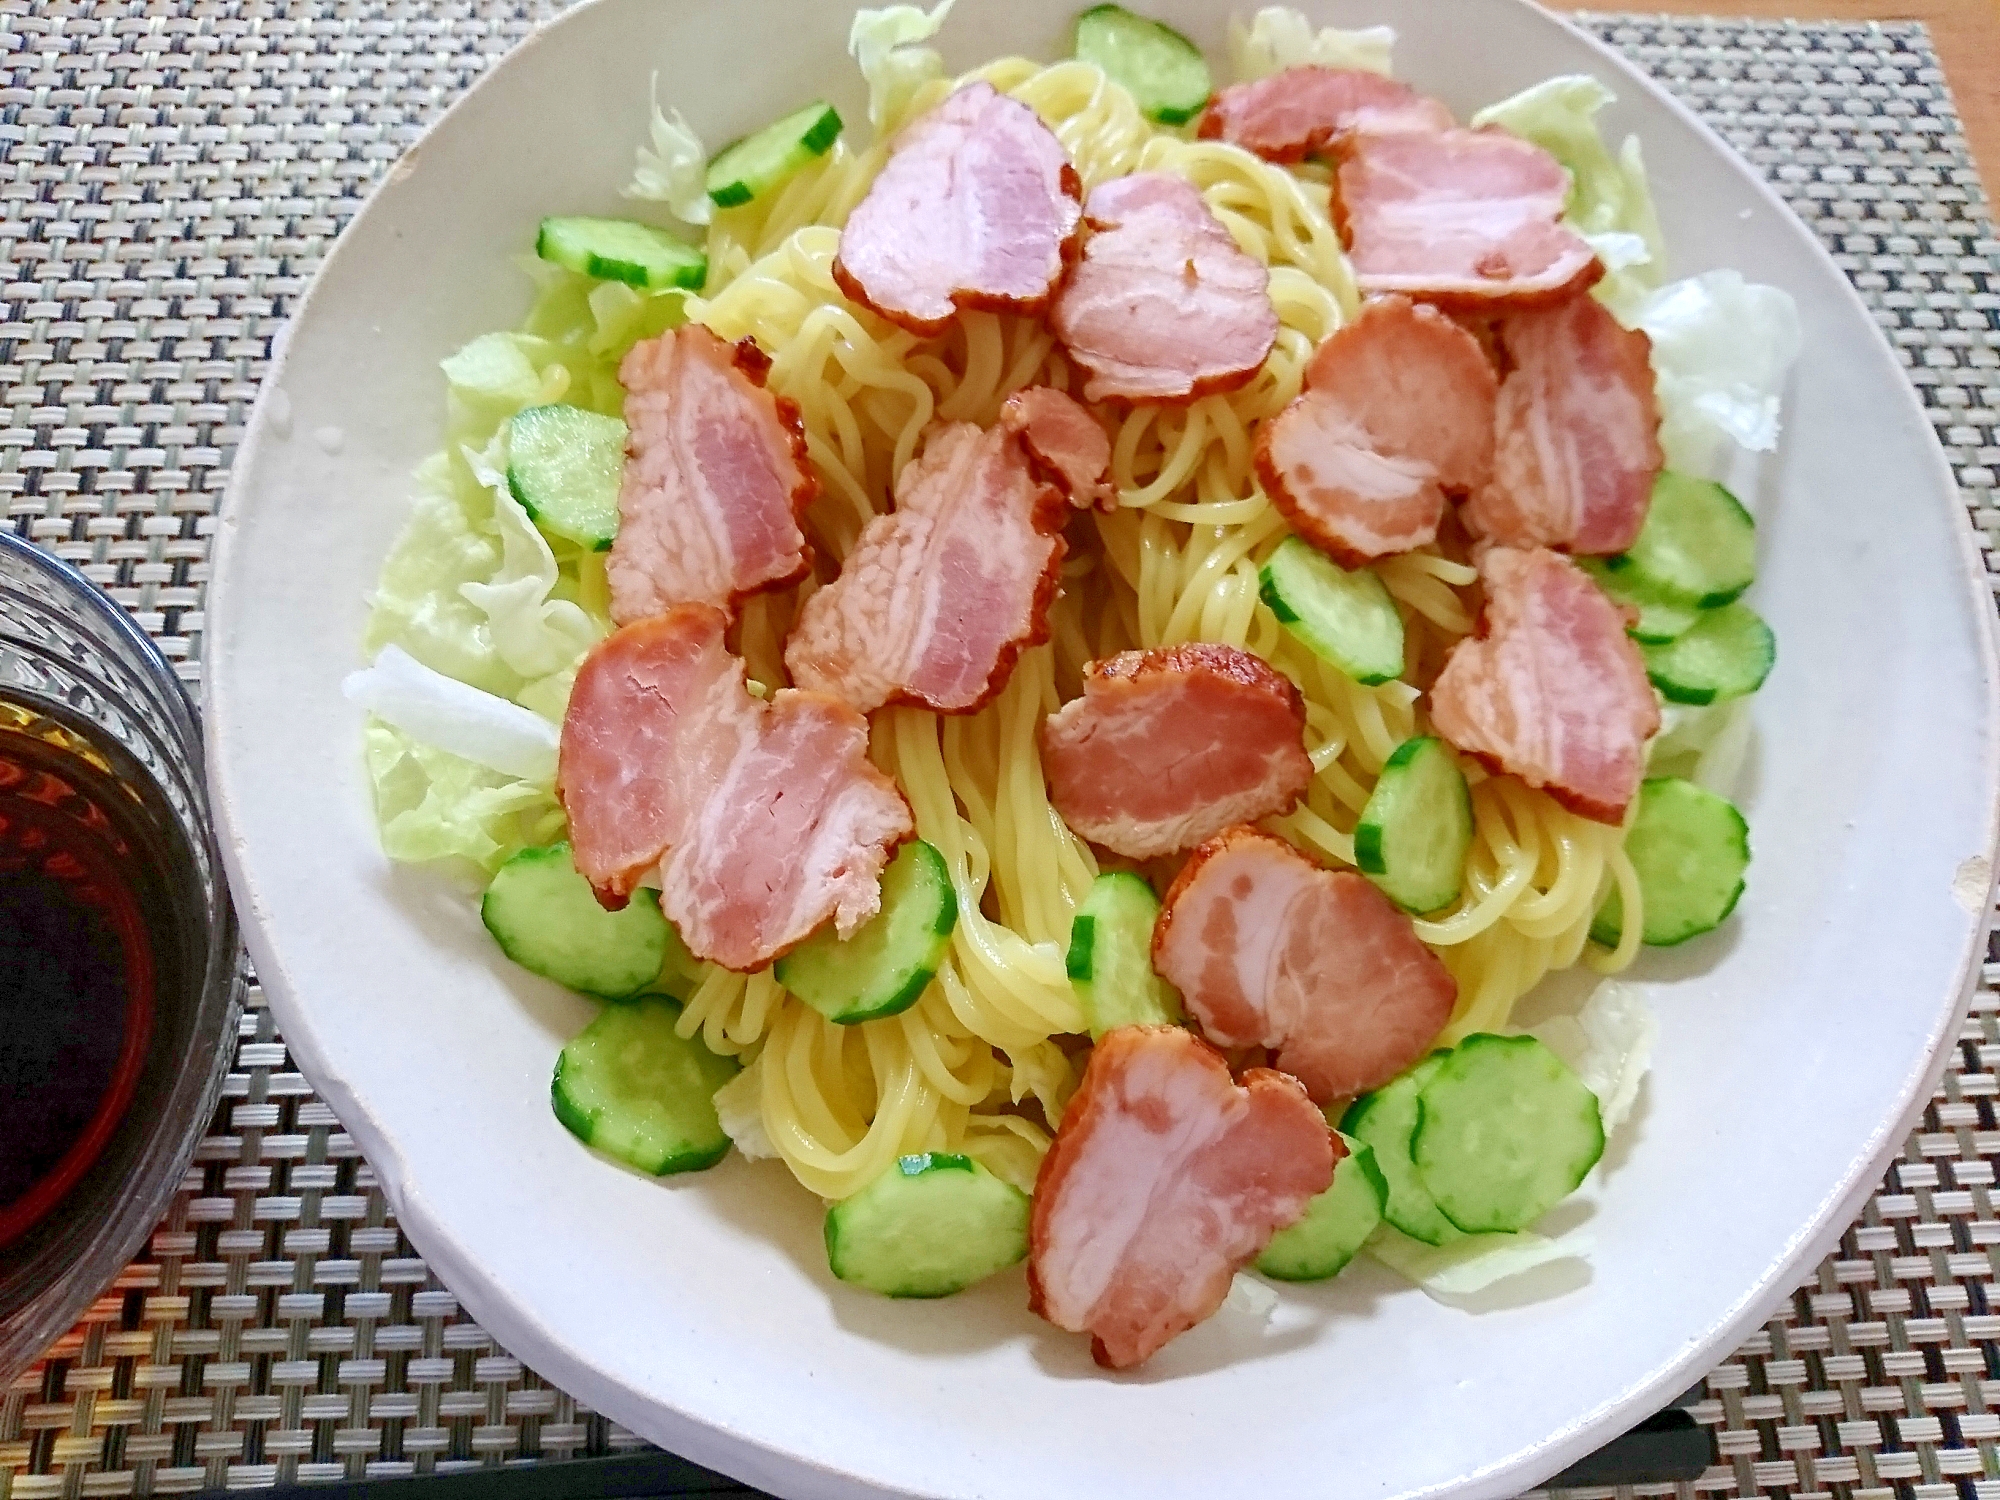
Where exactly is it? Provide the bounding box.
[1334,128,1602,309]
[833,82,1083,337]
[1463,294,1665,555]
[1197,66,1454,163]
[1428,547,1661,824]
[1028,1025,1334,1369]
[559,605,912,969]
[1040,644,1311,859]
[1256,295,1497,566]
[1002,387,1115,511]
[608,326,815,626]
[1153,826,1457,1102]
[1050,173,1278,404]
[784,421,1067,714]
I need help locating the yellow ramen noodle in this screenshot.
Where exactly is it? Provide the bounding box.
[655,58,1644,1201]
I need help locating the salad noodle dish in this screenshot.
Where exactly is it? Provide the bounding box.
[345,1,1802,1369]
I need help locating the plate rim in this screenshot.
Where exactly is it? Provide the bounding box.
[202,2,2000,1494]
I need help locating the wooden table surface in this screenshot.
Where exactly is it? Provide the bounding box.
[1571,1,2000,190]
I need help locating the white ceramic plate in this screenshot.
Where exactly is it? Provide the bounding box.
[206,2,2000,1495]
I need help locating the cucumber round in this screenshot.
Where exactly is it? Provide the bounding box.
[482,842,678,999]
[506,405,628,551]
[1073,4,1213,126]
[824,1153,1030,1298]
[535,215,707,292]
[1412,1033,1604,1235]
[1591,776,1750,948]
[1339,1052,1460,1246]
[1580,557,1703,644]
[1606,471,1757,608]
[707,100,843,209]
[1256,1134,1387,1282]
[1258,534,1404,685]
[551,996,738,1176]
[1642,601,1776,706]
[775,840,956,1024]
[1066,871,1182,1038]
[1355,736,1473,914]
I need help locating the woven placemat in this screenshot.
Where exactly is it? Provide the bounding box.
[2,6,1997,1498]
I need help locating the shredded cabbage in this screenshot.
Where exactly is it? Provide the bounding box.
[362,719,565,876]
[851,0,957,136]
[626,73,713,226]
[1651,696,1755,795]
[1634,270,1804,471]
[458,437,602,682]
[1228,6,1393,80]
[1367,1223,1594,1301]
[1528,980,1658,1138]
[713,1059,778,1161]
[345,645,560,784]
[1223,1272,1279,1327]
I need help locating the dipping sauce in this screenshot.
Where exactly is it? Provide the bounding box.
[0,699,180,1249]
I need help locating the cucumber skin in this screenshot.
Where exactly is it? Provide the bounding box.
[1614,473,1757,608]
[1256,1136,1388,1282]
[1412,1033,1603,1235]
[707,102,844,209]
[775,841,956,1025]
[1592,777,1750,947]
[1066,872,1182,1037]
[1257,539,1404,686]
[824,1153,1029,1298]
[535,217,707,292]
[1642,602,1776,706]
[1073,4,1212,126]
[550,997,736,1176]
[505,405,627,553]
[1340,1053,1461,1246]
[1353,736,1472,914]
[481,842,672,1000]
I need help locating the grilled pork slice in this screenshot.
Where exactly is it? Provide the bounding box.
[784,421,1067,715]
[1028,1025,1335,1369]
[1428,546,1662,824]
[833,82,1083,337]
[1197,65,1454,162]
[559,605,911,969]
[1001,387,1115,512]
[1333,128,1602,309]
[608,326,815,625]
[1256,294,1498,566]
[1463,293,1665,555]
[1040,643,1312,859]
[1050,172,1278,404]
[1153,826,1458,1102]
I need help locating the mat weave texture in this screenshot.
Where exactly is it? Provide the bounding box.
[2,6,1998,1499]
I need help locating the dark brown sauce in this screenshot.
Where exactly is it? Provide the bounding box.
[0,698,189,1253]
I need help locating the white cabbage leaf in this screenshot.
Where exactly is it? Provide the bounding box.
[1634,270,1804,471]
[1223,1272,1279,1327]
[850,0,956,136]
[626,73,713,226]
[458,437,603,681]
[1651,697,1756,795]
[1528,980,1659,1138]
[1367,1223,1594,1301]
[1228,6,1393,80]
[361,719,564,876]
[344,645,560,785]
[712,1058,777,1161]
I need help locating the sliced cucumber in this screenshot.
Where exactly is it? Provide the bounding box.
[824,1153,1030,1297]
[551,996,738,1175]
[1256,1134,1387,1281]
[535,215,707,292]
[1591,776,1750,948]
[1355,736,1473,915]
[483,842,680,999]
[775,840,956,1024]
[1642,601,1776,706]
[1580,557,1703,644]
[1602,471,1757,608]
[707,100,843,209]
[1258,534,1404,685]
[1073,4,1213,126]
[1340,1052,1460,1246]
[1412,1033,1604,1235]
[1066,872,1183,1038]
[506,405,628,551]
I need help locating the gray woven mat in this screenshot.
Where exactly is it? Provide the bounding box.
[2,6,1998,1499]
